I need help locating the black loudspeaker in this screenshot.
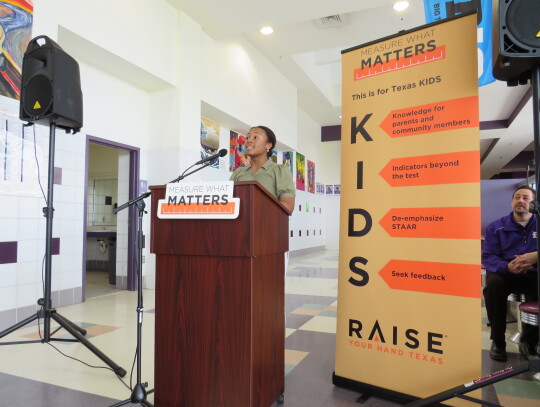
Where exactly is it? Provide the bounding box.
[19,36,83,132]
[492,0,540,85]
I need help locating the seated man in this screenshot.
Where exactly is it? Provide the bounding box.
[482,185,539,362]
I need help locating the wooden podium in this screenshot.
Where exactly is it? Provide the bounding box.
[149,181,289,406]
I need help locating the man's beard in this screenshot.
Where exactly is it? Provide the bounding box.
[514,206,528,216]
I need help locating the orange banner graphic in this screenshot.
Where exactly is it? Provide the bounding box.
[160,202,237,215]
[379,151,480,187]
[379,207,480,239]
[354,46,446,80]
[379,259,481,298]
[379,96,478,138]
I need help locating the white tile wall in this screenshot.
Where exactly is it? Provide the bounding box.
[61,237,80,256]
[15,283,40,308]
[63,152,85,173]
[0,195,20,218]
[16,261,41,285]
[17,240,41,263]
[56,185,77,203]
[0,263,17,288]
[289,190,327,251]
[18,197,43,219]
[37,216,48,239]
[54,149,64,168]
[53,271,78,291]
[0,121,87,313]
[0,286,17,310]
[58,253,82,274]
[75,185,86,205]
[17,219,40,240]
[0,219,19,241]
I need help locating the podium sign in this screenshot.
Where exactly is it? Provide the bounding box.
[156,181,240,219]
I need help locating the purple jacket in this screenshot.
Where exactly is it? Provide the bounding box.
[482,212,537,275]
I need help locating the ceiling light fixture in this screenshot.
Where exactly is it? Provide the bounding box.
[260,26,273,35]
[393,1,410,11]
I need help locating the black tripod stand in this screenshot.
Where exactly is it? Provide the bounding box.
[110,192,153,407]
[109,154,222,406]
[405,66,540,407]
[0,123,126,378]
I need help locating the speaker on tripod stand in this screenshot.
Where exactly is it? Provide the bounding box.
[19,35,83,132]
[492,0,540,85]
[0,35,126,379]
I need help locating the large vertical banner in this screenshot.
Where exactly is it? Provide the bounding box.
[335,14,481,402]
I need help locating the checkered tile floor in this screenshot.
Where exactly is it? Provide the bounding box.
[0,250,538,406]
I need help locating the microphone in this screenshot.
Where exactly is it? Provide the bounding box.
[529,201,538,214]
[195,149,227,165]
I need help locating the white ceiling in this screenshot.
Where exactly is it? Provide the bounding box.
[167,0,535,180]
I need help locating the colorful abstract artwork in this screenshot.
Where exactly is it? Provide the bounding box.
[270,149,277,163]
[229,130,249,171]
[200,117,220,168]
[307,160,315,193]
[0,1,33,100]
[282,151,293,175]
[296,152,305,191]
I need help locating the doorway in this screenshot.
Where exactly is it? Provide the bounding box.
[83,136,140,299]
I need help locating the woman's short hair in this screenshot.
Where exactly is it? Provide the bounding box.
[254,125,276,158]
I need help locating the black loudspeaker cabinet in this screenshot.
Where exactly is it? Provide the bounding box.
[19,36,83,131]
[492,0,540,85]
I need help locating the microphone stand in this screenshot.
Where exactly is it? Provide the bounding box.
[110,157,219,406]
[170,156,220,183]
[110,192,153,407]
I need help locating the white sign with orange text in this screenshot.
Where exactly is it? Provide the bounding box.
[156,181,240,219]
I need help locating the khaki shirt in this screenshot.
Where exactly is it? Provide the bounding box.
[230,159,296,200]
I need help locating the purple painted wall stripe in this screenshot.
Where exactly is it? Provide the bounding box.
[52,238,60,255]
[0,241,17,264]
[53,167,62,185]
[321,125,341,142]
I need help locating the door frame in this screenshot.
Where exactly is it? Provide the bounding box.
[82,135,140,299]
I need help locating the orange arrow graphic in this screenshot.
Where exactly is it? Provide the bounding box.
[379,207,480,239]
[160,202,237,215]
[379,96,479,138]
[379,151,480,187]
[379,260,481,298]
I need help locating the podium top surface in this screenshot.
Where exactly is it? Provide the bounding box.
[149,181,290,257]
[149,180,291,215]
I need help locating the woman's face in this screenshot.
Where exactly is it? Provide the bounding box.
[245,127,272,158]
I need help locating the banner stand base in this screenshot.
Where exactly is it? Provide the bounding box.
[332,372,451,406]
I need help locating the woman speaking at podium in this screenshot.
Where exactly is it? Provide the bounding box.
[230,126,295,213]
